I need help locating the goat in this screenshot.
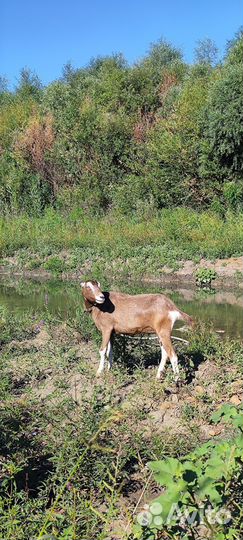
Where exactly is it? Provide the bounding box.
[81,280,193,380]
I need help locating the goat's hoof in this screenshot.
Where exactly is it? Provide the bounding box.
[96,370,103,377]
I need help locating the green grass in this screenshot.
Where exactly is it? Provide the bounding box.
[0,208,242,280]
[0,307,242,539]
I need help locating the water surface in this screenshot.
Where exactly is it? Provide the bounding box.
[0,277,242,340]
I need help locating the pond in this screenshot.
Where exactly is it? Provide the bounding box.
[0,277,242,340]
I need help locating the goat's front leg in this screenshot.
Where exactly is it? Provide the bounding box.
[106,340,113,370]
[96,330,112,376]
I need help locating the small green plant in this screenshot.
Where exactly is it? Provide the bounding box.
[234,269,243,283]
[26,257,42,269]
[43,256,66,275]
[134,404,243,540]
[195,267,218,287]
[181,402,197,421]
[223,181,243,211]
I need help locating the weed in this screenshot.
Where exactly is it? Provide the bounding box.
[195,267,218,287]
[137,405,243,540]
[43,256,66,275]
[0,209,242,280]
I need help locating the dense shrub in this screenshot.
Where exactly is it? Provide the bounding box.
[0,32,242,216]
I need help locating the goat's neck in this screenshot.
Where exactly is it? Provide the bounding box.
[84,298,95,313]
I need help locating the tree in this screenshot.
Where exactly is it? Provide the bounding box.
[201,63,243,182]
[142,38,182,71]
[87,53,127,74]
[225,27,243,65]
[61,61,76,83]
[0,76,10,106]
[0,76,8,94]
[194,38,218,66]
[225,26,243,54]
[16,68,42,100]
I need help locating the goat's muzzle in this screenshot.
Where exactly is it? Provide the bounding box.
[95,294,105,304]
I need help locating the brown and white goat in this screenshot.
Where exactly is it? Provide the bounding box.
[81,280,193,380]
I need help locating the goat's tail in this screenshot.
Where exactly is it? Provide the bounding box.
[179,310,195,328]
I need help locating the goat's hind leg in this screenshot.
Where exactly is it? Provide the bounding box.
[158,333,180,382]
[156,345,168,380]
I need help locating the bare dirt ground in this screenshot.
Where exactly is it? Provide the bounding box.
[144,256,243,288]
[4,322,241,450]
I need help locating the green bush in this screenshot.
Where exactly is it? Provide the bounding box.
[223,181,243,211]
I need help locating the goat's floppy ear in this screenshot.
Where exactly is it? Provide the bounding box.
[81,282,85,287]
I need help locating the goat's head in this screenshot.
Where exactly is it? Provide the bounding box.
[81,279,105,305]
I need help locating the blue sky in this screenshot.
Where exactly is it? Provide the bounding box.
[1,0,242,87]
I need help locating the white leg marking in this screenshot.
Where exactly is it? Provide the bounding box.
[96,348,106,376]
[169,310,180,330]
[170,354,179,381]
[106,341,113,370]
[156,346,168,380]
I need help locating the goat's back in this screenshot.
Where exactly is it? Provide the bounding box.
[109,291,175,311]
[99,291,178,334]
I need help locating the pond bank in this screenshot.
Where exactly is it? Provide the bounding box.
[144,256,243,288]
[0,255,242,289]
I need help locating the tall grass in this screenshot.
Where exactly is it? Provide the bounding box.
[0,208,242,274]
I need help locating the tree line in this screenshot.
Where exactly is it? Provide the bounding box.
[0,31,242,217]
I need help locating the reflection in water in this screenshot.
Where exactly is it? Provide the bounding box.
[0,278,242,339]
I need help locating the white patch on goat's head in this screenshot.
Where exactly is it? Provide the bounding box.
[86,281,95,292]
[82,280,105,304]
